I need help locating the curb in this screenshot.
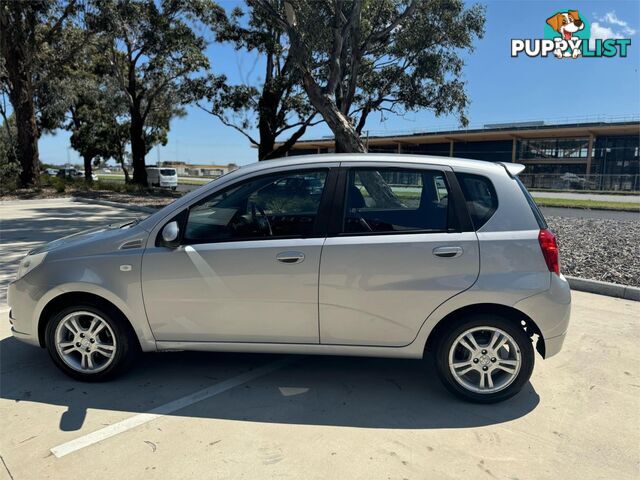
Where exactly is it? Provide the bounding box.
[0,197,74,204]
[566,276,640,301]
[533,203,640,213]
[71,197,157,214]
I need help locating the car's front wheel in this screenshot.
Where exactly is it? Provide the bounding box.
[435,314,534,403]
[45,304,138,381]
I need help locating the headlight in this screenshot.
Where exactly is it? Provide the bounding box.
[16,252,47,281]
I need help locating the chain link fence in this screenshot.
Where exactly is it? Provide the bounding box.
[519,174,639,192]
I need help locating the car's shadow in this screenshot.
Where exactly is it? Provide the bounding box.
[0,336,539,432]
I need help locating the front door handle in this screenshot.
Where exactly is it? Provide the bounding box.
[276,251,305,264]
[433,246,464,258]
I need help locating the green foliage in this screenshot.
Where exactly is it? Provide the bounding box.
[87,0,224,182]
[55,30,131,175]
[197,2,319,159]
[252,0,486,150]
[40,175,69,193]
[0,160,21,193]
[0,112,20,193]
[53,177,68,193]
[1,0,84,186]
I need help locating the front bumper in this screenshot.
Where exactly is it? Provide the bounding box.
[7,279,41,347]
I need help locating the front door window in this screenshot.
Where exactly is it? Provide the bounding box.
[185,170,328,243]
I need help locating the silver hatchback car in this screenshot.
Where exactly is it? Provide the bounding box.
[8,155,571,403]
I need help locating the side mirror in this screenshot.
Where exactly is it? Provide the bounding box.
[160,221,180,248]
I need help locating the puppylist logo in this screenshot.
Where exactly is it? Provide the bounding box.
[512,10,631,58]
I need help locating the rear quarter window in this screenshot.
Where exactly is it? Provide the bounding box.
[455,173,498,229]
[515,177,548,228]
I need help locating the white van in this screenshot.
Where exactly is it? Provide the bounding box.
[146,167,178,190]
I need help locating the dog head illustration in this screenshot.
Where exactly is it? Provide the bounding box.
[546,10,585,40]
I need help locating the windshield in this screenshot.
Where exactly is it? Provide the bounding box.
[160,169,176,176]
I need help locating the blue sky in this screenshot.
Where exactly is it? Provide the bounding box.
[41,0,640,166]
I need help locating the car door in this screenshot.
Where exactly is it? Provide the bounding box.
[142,167,335,344]
[319,163,480,347]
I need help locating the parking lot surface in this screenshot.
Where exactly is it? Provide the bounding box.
[1,199,639,479]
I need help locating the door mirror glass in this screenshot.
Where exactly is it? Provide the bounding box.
[161,221,180,247]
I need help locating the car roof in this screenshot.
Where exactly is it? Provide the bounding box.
[232,153,509,176]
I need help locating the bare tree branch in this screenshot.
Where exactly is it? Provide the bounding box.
[196,103,259,146]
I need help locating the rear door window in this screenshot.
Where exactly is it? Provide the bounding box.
[343,168,450,234]
[455,173,498,229]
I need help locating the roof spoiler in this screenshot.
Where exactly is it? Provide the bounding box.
[497,162,525,178]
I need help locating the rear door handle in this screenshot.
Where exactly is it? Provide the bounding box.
[276,251,305,264]
[433,246,463,258]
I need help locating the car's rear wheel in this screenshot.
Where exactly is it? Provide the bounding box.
[435,314,534,403]
[45,304,138,381]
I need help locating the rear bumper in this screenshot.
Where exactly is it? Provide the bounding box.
[544,332,567,358]
[514,273,572,359]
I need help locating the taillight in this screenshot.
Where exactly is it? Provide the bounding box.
[538,229,560,275]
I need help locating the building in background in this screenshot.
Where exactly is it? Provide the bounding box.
[160,161,238,178]
[285,117,640,191]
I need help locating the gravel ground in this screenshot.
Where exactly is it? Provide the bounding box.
[547,215,640,287]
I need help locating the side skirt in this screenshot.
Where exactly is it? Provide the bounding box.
[155,340,424,359]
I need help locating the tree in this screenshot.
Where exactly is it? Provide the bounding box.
[56,29,136,184]
[68,83,129,183]
[0,110,21,193]
[251,0,485,153]
[0,0,80,187]
[198,3,320,160]
[0,84,16,164]
[90,0,224,185]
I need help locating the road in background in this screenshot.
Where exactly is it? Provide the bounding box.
[532,191,640,203]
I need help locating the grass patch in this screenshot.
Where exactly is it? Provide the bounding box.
[530,188,638,196]
[533,197,640,212]
[39,175,178,197]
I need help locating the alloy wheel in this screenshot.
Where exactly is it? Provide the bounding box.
[448,326,522,394]
[54,311,117,373]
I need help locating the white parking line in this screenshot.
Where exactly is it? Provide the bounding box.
[50,357,293,458]
[0,241,41,248]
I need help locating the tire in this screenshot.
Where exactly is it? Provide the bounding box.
[434,314,534,403]
[44,303,139,382]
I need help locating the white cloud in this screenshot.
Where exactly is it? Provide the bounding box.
[591,22,618,39]
[595,11,636,36]
[590,22,618,49]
